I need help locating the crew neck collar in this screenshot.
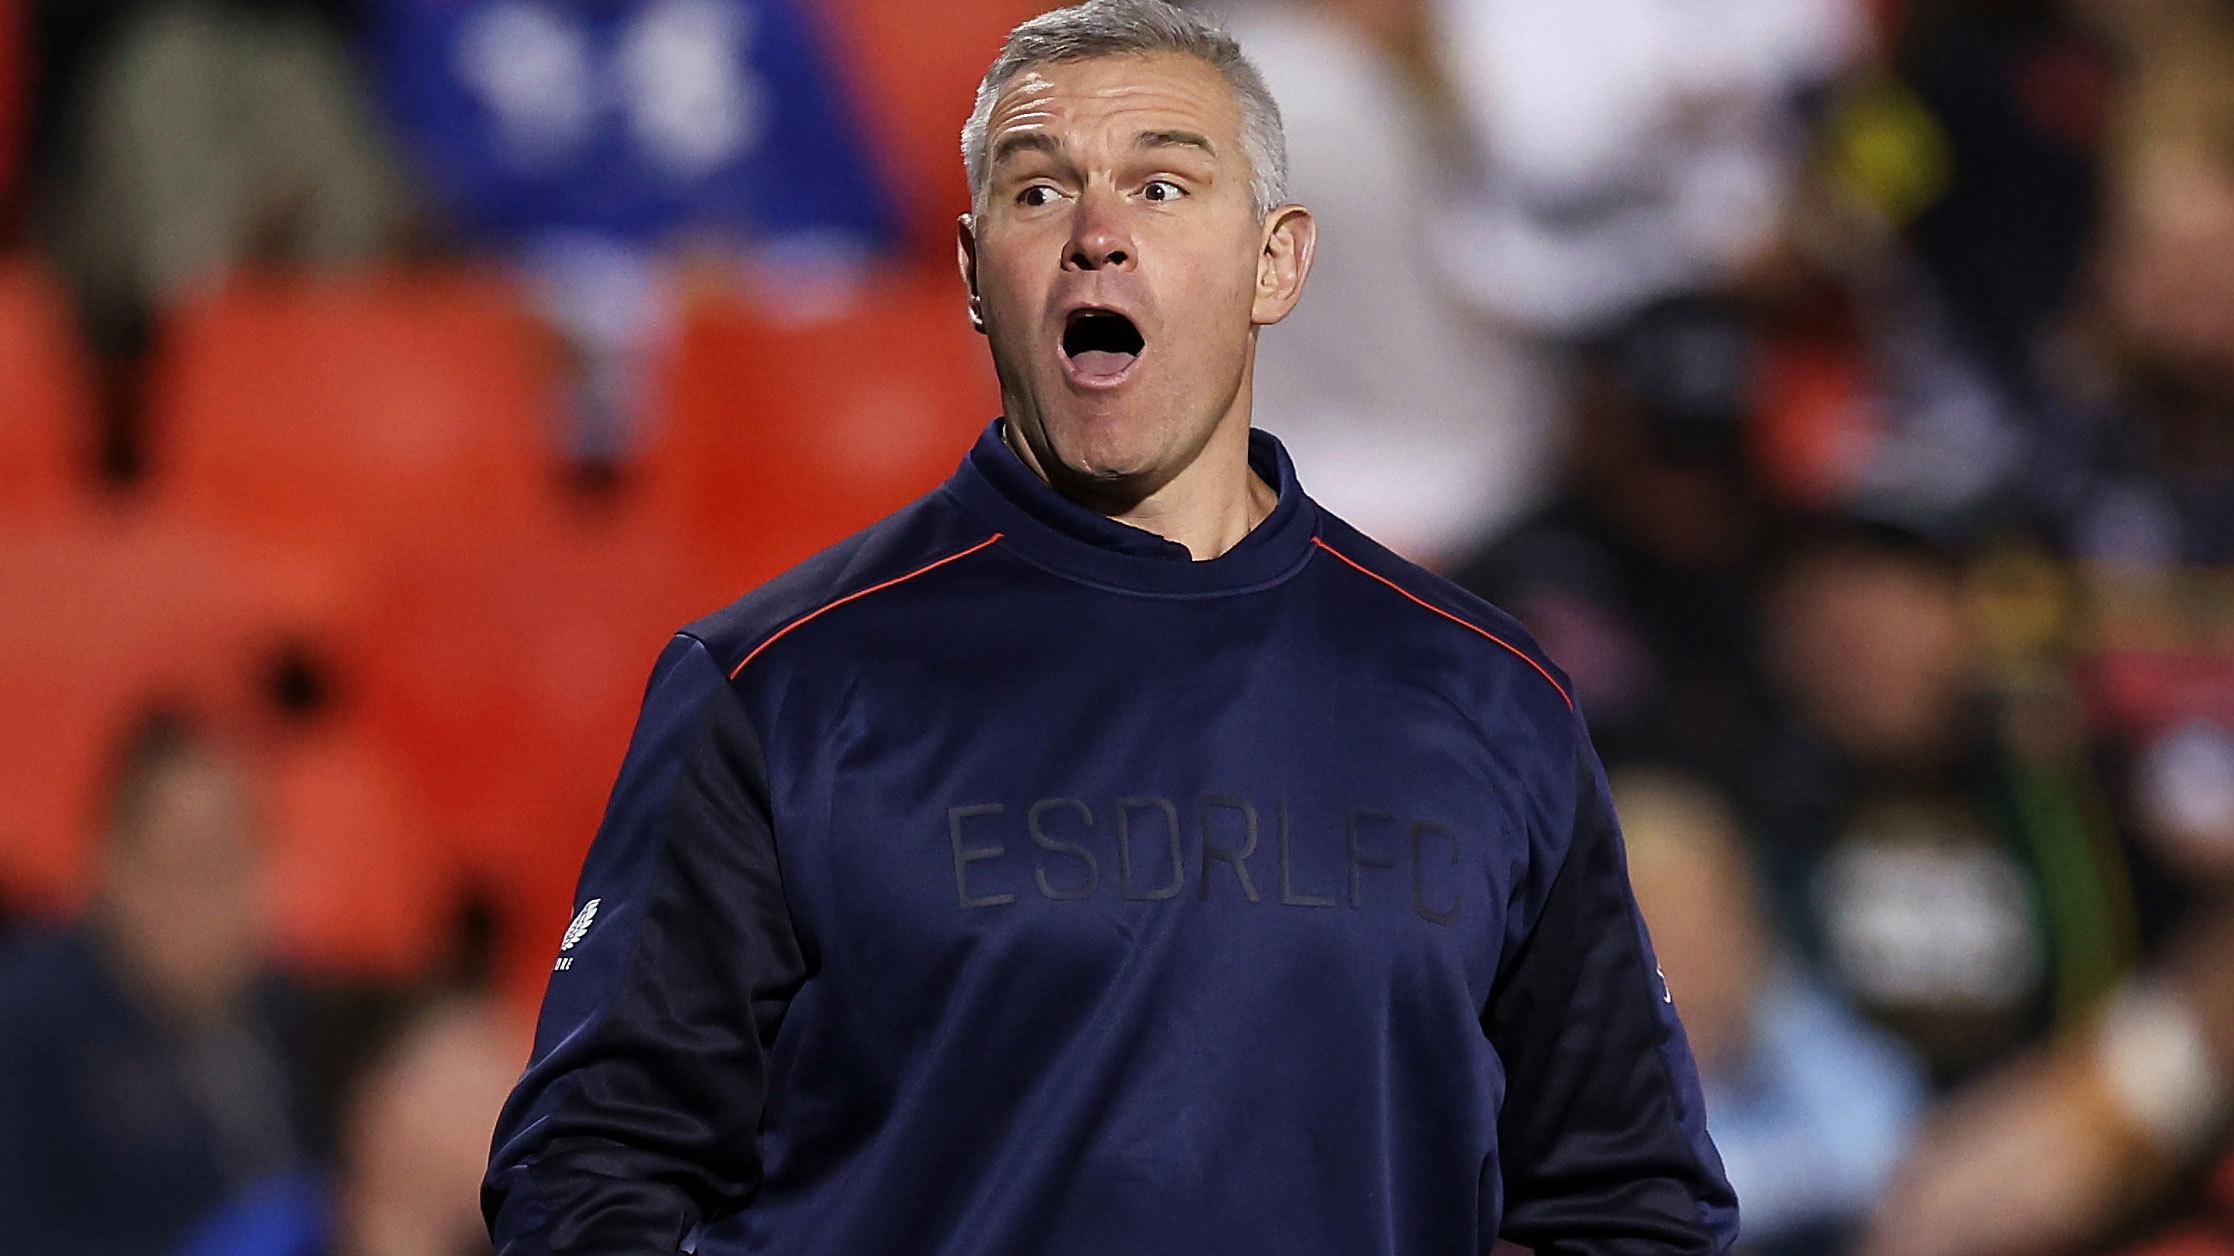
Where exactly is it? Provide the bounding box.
[944,419,1320,595]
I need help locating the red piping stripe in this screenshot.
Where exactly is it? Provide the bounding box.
[1312,537,1574,711]
[730,534,1004,679]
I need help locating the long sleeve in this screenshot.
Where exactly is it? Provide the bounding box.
[483,633,809,1256]
[1487,722,1741,1255]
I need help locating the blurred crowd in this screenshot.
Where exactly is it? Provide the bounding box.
[3,0,2234,1254]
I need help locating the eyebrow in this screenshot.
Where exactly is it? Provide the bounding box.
[990,132,1065,169]
[1133,129,1216,158]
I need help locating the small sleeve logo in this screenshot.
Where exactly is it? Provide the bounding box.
[561,898,601,953]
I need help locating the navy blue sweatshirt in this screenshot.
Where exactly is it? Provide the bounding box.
[484,422,1739,1256]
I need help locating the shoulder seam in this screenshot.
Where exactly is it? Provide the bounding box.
[1312,537,1574,711]
[728,533,1004,679]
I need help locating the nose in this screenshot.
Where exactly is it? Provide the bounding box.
[1063,188,1133,272]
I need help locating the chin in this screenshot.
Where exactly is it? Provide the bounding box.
[1043,419,1168,487]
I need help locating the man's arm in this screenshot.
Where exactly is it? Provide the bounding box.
[1486,722,1740,1255]
[483,633,808,1256]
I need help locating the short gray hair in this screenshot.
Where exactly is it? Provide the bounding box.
[960,0,1289,219]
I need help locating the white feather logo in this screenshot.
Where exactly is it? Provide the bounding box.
[561,899,601,952]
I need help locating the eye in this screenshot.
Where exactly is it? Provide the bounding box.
[1142,179,1185,203]
[1018,184,1062,208]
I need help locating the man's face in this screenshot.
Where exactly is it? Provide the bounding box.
[962,52,1308,504]
[104,748,262,1020]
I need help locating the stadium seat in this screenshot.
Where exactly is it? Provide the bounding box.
[0,514,331,913]
[0,256,95,520]
[337,502,699,1002]
[815,0,1048,258]
[145,268,560,575]
[263,723,454,981]
[642,268,998,603]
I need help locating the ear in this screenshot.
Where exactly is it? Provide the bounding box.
[958,213,986,335]
[1251,204,1317,327]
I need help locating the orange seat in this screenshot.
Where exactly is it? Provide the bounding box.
[0,256,95,521]
[263,723,455,981]
[0,514,329,913]
[642,269,998,604]
[815,0,1050,259]
[337,501,698,1000]
[146,268,559,577]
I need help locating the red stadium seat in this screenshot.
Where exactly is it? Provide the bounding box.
[642,268,998,604]
[0,256,95,520]
[146,268,560,576]
[0,514,329,913]
[814,0,1048,258]
[263,723,455,981]
[339,504,699,1004]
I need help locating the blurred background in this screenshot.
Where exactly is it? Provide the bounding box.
[3,0,2234,1254]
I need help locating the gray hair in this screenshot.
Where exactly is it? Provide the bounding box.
[960,0,1289,219]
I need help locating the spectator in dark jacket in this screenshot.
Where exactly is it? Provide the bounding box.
[0,708,310,1256]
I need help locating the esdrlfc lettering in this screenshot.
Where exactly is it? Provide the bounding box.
[948,795,1462,925]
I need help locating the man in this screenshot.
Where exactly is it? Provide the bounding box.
[483,3,1739,1253]
[0,709,308,1256]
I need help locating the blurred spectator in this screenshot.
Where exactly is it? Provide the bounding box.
[371,0,889,259]
[318,997,514,1256]
[1214,0,1562,561]
[0,707,311,1256]
[1744,254,2027,539]
[1858,898,2234,1256]
[1878,0,2112,392]
[1747,527,2046,1080]
[1842,14,2234,1249]
[21,0,149,212]
[171,993,520,1256]
[367,0,899,459]
[1745,525,2152,1084]
[38,0,409,367]
[1454,298,1775,775]
[1427,0,1864,336]
[2040,5,2234,906]
[1619,766,1925,1256]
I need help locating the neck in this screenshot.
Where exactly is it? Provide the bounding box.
[1005,397,1275,562]
[1126,423,1278,561]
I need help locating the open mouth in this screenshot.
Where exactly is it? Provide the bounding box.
[1061,309,1145,383]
